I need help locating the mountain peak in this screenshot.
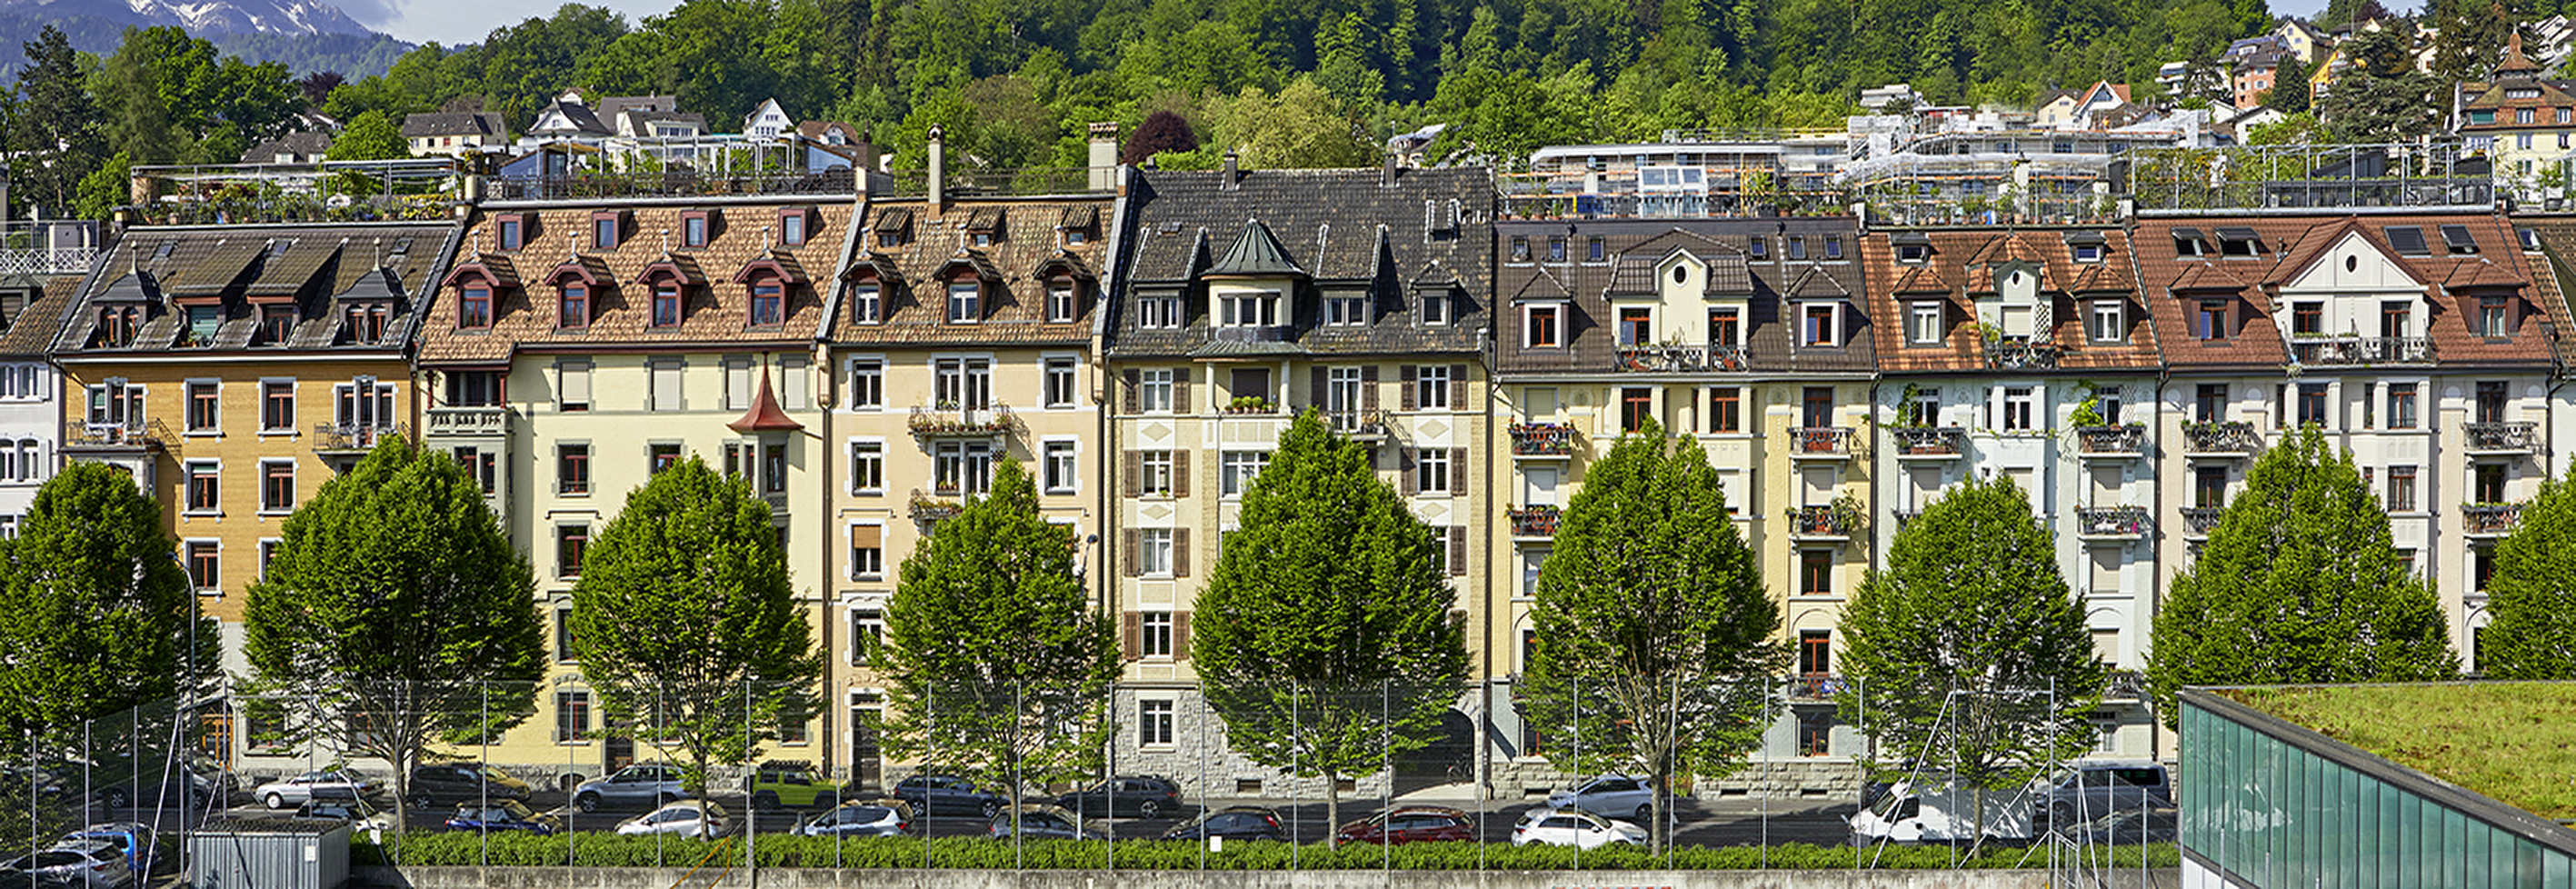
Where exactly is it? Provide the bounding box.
[7,0,373,36]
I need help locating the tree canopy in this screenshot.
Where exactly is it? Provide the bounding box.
[0,462,206,737]
[2475,466,2576,679]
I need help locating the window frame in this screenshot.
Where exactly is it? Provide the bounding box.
[556,443,592,496]
[259,459,295,514]
[848,439,885,495]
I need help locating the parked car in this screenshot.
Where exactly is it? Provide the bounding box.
[573,764,691,813]
[58,824,160,877]
[252,768,384,810]
[2072,806,2178,845]
[616,800,734,839]
[2,840,134,888]
[2038,762,2172,827]
[1159,805,1285,842]
[1333,806,1474,845]
[987,804,1107,840]
[890,774,1005,818]
[744,761,837,810]
[1544,774,1658,823]
[405,764,534,809]
[1850,776,2034,844]
[797,799,914,837]
[1053,775,1183,820]
[444,800,564,835]
[296,788,394,834]
[90,766,222,812]
[1512,807,1645,849]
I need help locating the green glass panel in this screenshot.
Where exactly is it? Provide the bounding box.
[2448,805,2471,887]
[2544,839,2570,889]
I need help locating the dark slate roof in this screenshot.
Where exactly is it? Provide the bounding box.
[1108,166,1494,358]
[1493,216,1871,375]
[54,222,459,357]
[402,112,505,138]
[1205,219,1307,278]
[240,131,334,163]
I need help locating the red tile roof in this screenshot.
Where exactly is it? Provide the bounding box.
[1859,227,2156,374]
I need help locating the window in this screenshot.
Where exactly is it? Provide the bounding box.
[557,525,587,577]
[848,441,884,494]
[682,214,708,248]
[1799,630,1831,675]
[1422,293,1449,325]
[1142,528,1173,575]
[762,443,787,494]
[1143,612,1173,657]
[2478,381,2509,424]
[1524,305,1563,348]
[650,284,683,327]
[1509,236,1531,262]
[1417,448,1452,494]
[781,212,807,246]
[447,371,503,407]
[454,447,496,494]
[1219,450,1268,496]
[257,305,297,345]
[941,280,983,324]
[2476,462,2508,504]
[185,541,218,592]
[557,444,590,495]
[1546,236,1566,262]
[849,523,884,580]
[933,358,993,410]
[1587,236,1605,261]
[2197,300,2229,340]
[1786,236,1808,260]
[1710,387,1742,433]
[1749,236,1768,258]
[497,216,524,250]
[1138,700,1174,746]
[556,284,590,329]
[1802,304,1838,346]
[2189,385,2222,425]
[1620,387,1653,433]
[2388,465,2418,512]
[2297,383,2329,428]
[186,382,218,432]
[1824,235,1843,259]
[2195,466,2227,508]
[1043,441,1077,494]
[850,284,881,325]
[2291,301,2322,336]
[847,359,883,410]
[1046,281,1078,323]
[185,462,219,514]
[261,462,294,512]
[1416,365,1452,410]
[2090,300,2124,342]
[1908,302,1942,345]
[2388,383,2419,429]
[2481,295,2513,337]
[1904,388,1939,427]
[1140,450,1174,496]
[648,443,682,475]
[2072,243,2102,262]
[458,286,493,329]
[1616,306,1652,346]
[1137,295,1182,328]
[1325,295,1365,325]
[847,610,884,664]
[1220,291,1280,326]
[1139,369,1174,413]
[1044,358,1076,408]
[1896,242,1929,263]
[2174,234,2205,257]
[933,442,993,496]
[1800,549,1832,595]
[2382,301,2412,338]
[554,691,589,743]
[593,215,619,251]
[2002,386,2037,432]
[748,281,784,327]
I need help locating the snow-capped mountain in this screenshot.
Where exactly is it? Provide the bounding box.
[0,0,372,36]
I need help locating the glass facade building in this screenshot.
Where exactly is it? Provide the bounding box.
[2179,689,2576,889]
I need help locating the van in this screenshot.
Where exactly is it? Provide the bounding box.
[2038,762,2172,827]
[1849,775,2033,844]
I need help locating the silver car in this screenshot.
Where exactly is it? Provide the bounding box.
[251,769,383,810]
[573,764,692,813]
[1544,774,1658,823]
[2040,762,2172,827]
[4,840,135,888]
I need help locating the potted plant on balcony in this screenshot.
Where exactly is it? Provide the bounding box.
[1224,395,1274,415]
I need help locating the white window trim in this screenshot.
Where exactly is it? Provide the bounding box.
[256,457,297,516]
[844,354,887,412]
[1798,302,1844,348]
[182,377,223,437]
[1142,526,1175,577]
[183,538,222,595]
[1039,352,1081,411]
[847,436,887,495]
[1040,436,1081,495]
[1907,302,1942,345]
[183,458,223,518]
[1137,696,1179,748]
[1141,610,1175,660]
[847,519,887,582]
[257,537,281,581]
[1521,302,1567,350]
[2090,300,2126,343]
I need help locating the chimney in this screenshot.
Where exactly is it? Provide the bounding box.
[1222,150,1238,189]
[853,122,878,176]
[1382,152,1398,186]
[1087,122,1120,191]
[926,125,945,214]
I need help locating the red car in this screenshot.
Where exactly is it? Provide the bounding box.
[1334,805,1475,844]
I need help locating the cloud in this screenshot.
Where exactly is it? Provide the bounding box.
[329,0,402,27]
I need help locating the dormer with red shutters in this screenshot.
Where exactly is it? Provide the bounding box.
[840,252,904,325]
[734,248,808,329]
[933,249,1001,325]
[634,252,705,327]
[1033,251,1095,325]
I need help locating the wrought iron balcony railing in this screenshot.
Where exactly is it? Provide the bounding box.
[2462,504,2523,537]
[2075,505,2152,538]
[2182,421,2261,456]
[2463,422,2539,455]
[2105,670,2148,701]
[2181,506,2223,537]
[1789,674,1849,701]
[2076,425,2145,456]
[1615,344,1750,373]
[425,406,512,436]
[64,418,172,450]
[1327,408,1392,439]
[1509,422,1579,456]
[1892,427,1965,458]
[907,404,1015,438]
[1790,504,1863,538]
[1789,426,1854,457]
[313,422,404,454]
[1510,505,1563,538]
[1983,340,2061,370]
[2288,335,2434,366]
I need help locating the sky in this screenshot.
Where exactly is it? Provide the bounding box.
[355,0,665,45]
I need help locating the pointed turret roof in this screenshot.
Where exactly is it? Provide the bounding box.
[1203,218,1306,278]
[727,370,803,433]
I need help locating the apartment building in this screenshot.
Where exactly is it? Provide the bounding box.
[1490,215,1872,794]
[816,134,1120,789]
[2453,36,2571,205]
[0,276,82,533]
[2133,213,2569,674]
[417,191,844,778]
[1859,225,2164,756]
[48,222,455,764]
[1097,161,1495,796]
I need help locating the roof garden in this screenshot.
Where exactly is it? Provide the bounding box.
[2218,683,2576,822]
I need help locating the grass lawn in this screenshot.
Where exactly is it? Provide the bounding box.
[2223,683,2576,821]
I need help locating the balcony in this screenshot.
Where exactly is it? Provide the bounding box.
[1892,427,1966,460]
[2180,506,2224,538]
[2076,425,2145,459]
[2104,670,2148,702]
[0,220,99,275]
[1983,339,2061,370]
[64,418,171,451]
[907,404,1015,440]
[1788,427,1854,460]
[2462,504,2522,538]
[1328,408,1393,441]
[1788,674,1849,702]
[1615,344,1749,373]
[313,423,404,455]
[2074,505,2152,540]
[2182,421,2262,458]
[908,492,963,523]
[1219,396,1280,415]
[2288,335,2434,366]
[2463,422,2540,456]
[425,405,512,437]
[1510,505,1563,539]
[1790,504,1864,540]
[1510,422,1579,458]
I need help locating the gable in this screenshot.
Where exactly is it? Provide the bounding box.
[2281,230,2426,294]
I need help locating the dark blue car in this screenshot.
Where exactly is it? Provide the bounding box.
[443,800,563,835]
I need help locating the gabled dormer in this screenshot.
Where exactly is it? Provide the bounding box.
[633,253,705,328]
[2274,227,2430,345]
[442,251,518,332]
[1033,251,1095,325]
[1201,219,1303,334]
[1981,261,2048,342]
[85,265,158,348]
[964,207,1006,247]
[840,252,904,325]
[734,249,807,329]
[544,249,611,331]
[334,264,404,346]
[933,249,1001,325]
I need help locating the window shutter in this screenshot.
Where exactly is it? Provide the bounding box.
[1362,365,1379,410]
[1451,365,1467,409]
[651,360,684,411]
[726,358,753,409]
[1174,612,1193,661]
[1401,365,1418,411]
[1452,447,1469,494]
[1122,612,1141,660]
[1173,367,1191,415]
[1123,451,1140,499]
[1123,369,1139,414]
[851,523,882,550]
[1123,529,1139,577]
[1449,526,1467,575]
[1173,528,1191,577]
[1310,367,1328,411]
[1402,447,1419,495]
[560,362,592,405]
[1172,450,1191,497]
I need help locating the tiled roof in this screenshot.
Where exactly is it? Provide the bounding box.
[55,222,458,358]
[0,275,85,357]
[1205,219,1306,278]
[418,203,843,365]
[1109,166,1493,359]
[402,112,505,138]
[1859,227,2155,374]
[824,193,1114,347]
[1493,217,1870,375]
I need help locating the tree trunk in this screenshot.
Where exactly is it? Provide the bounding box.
[1324,771,1341,850]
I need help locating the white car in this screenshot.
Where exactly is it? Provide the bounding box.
[252,768,383,810]
[1543,774,1658,823]
[1512,807,1647,849]
[798,800,913,837]
[616,800,734,839]
[3,840,135,888]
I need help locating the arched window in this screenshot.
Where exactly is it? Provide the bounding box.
[746,275,784,327]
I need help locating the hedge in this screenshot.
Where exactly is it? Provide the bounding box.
[354,834,2179,871]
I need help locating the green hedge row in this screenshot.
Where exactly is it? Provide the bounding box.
[354,834,2179,871]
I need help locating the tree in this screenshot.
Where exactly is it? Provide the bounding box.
[13,25,104,219]
[243,439,544,827]
[2149,426,2457,714]
[569,456,820,796]
[1190,410,1468,846]
[1522,418,1785,852]
[0,462,206,738]
[75,152,131,222]
[874,459,1116,819]
[2316,26,2444,143]
[2262,54,2312,114]
[298,71,345,111]
[1123,109,1197,165]
[2463,466,2576,678]
[1839,474,2103,835]
[1217,75,1377,169]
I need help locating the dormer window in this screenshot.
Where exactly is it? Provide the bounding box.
[2481,295,2514,337]
[879,228,906,248]
[2441,225,2479,255]
[1523,303,1563,349]
[651,283,683,327]
[2072,244,2102,262]
[1749,236,1768,259]
[680,210,714,248]
[1422,293,1449,325]
[2196,300,2229,340]
[1509,237,1531,263]
[591,211,624,251]
[559,284,590,329]
[1907,301,1942,345]
[2090,300,2126,343]
[946,281,981,324]
[778,208,813,246]
[95,307,140,347]
[747,276,785,327]
[1824,236,1843,259]
[966,207,1004,247]
[458,285,494,329]
[1046,278,1080,323]
[1137,294,1182,328]
[1802,304,1841,347]
[1546,236,1566,262]
[1219,292,1279,327]
[497,215,526,251]
[1892,233,1930,264]
[1786,236,1808,260]
[345,304,388,345]
[2217,227,2261,257]
[1709,307,1742,346]
[256,305,297,345]
[2383,226,2430,256]
[2172,227,2207,257]
[182,305,221,347]
[1325,294,1365,325]
[1586,237,1605,262]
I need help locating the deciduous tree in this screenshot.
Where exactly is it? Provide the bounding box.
[2470,467,2576,679]
[0,462,206,737]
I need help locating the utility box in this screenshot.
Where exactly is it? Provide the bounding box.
[188,817,350,889]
